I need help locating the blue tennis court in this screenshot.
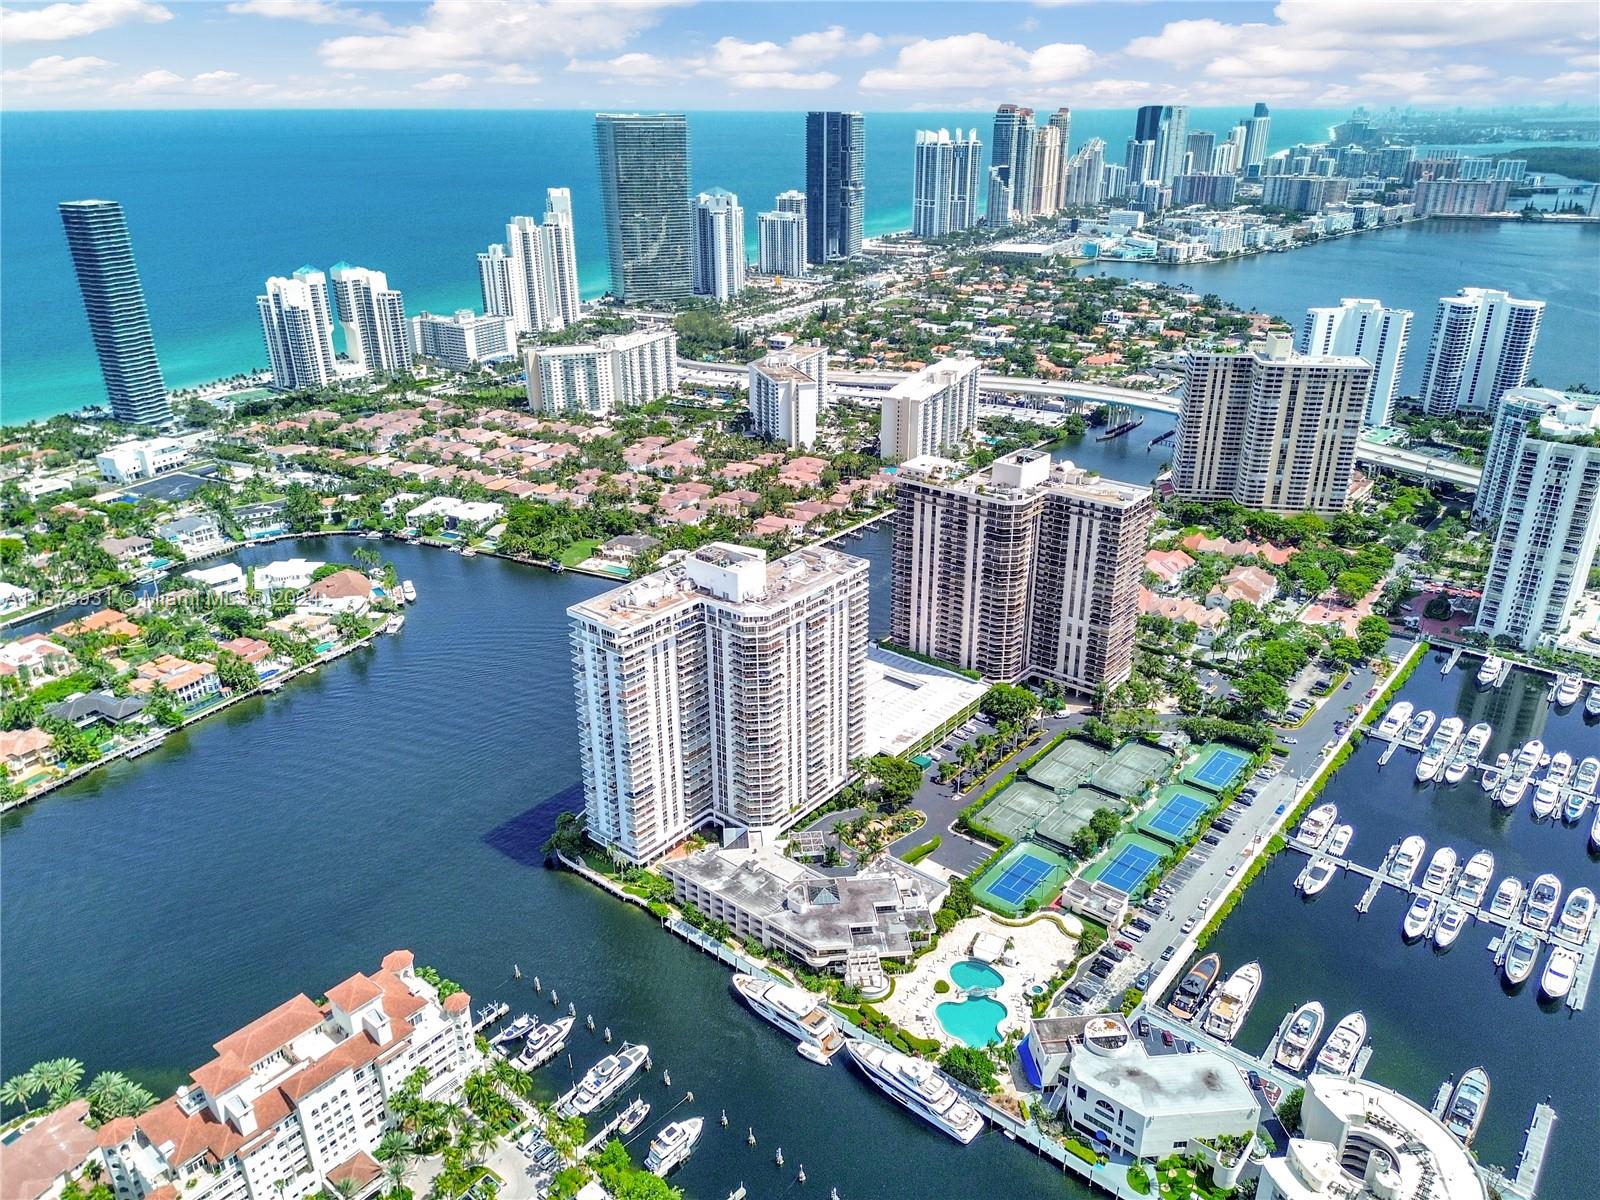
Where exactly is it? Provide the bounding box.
[1088,838,1164,894]
[1186,744,1251,792]
[1145,791,1209,839]
[985,852,1057,907]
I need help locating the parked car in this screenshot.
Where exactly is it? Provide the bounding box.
[1247,1070,1262,1089]
[1201,834,1222,847]
[1161,946,1177,961]
[1130,917,1153,932]
[1162,1030,1174,1046]
[1181,917,1197,933]
[1137,1018,1150,1037]
[1226,863,1240,876]
[1115,938,1136,953]
[1103,944,1127,962]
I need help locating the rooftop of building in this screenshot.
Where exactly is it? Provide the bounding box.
[0,1100,97,1200]
[886,356,979,399]
[1069,1022,1257,1118]
[899,449,1152,510]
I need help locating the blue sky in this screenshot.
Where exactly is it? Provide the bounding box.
[2,0,1597,111]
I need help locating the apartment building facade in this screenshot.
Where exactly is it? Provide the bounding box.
[1417,287,1544,417]
[569,543,869,865]
[525,327,676,415]
[748,345,827,448]
[879,357,980,463]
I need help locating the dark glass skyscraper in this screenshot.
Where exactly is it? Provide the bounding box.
[804,111,864,264]
[594,113,693,304]
[58,199,170,425]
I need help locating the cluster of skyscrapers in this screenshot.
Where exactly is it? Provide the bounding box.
[478,187,582,335]
[985,105,1073,227]
[257,262,411,389]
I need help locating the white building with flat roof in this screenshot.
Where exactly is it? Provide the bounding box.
[1417,287,1543,417]
[525,327,676,415]
[96,436,188,483]
[409,310,518,369]
[748,345,827,448]
[1061,1015,1258,1160]
[569,542,869,864]
[1300,298,1411,428]
[405,497,503,529]
[879,357,980,463]
[757,210,806,278]
[184,563,247,599]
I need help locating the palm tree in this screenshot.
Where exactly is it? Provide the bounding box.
[33,1058,84,1101]
[382,1157,408,1197]
[375,1130,414,1166]
[0,1071,41,1109]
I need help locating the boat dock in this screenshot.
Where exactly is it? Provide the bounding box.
[1430,1079,1453,1118]
[472,1001,510,1033]
[1441,646,1464,675]
[1377,740,1400,767]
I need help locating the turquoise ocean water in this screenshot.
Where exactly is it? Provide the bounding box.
[2,107,1594,424]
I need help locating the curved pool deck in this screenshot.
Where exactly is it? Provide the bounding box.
[935,996,1007,1048]
[950,959,1005,991]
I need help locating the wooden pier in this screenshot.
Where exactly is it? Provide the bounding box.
[1510,1103,1557,1199]
[472,1001,510,1033]
[1441,646,1464,675]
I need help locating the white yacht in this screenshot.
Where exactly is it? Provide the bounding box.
[1497,775,1530,810]
[1532,779,1562,819]
[1401,709,1436,748]
[1326,824,1354,857]
[1314,1012,1367,1077]
[1461,721,1495,759]
[1587,684,1600,717]
[1202,962,1263,1043]
[401,579,417,603]
[1377,700,1414,739]
[561,1043,650,1116]
[1553,673,1584,707]
[492,1012,537,1047]
[1563,788,1589,824]
[846,1042,986,1144]
[514,1016,574,1070]
[1273,1001,1326,1073]
[1389,836,1426,885]
[1445,1068,1490,1146]
[1503,931,1539,985]
[617,1097,650,1137]
[1514,739,1545,775]
[1556,887,1595,943]
[1420,846,1457,895]
[1488,877,1524,921]
[1575,755,1600,796]
[1430,717,1464,752]
[1546,751,1574,788]
[645,1117,704,1176]
[1433,902,1467,948]
[1441,749,1472,786]
[1592,808,1600,851]
[1297,859,1337,897]
[1455,850,1494,908]
[1296,803,1337,847]
[1525,874,1562,933]
[1415,746,1448,784]
[732,975,846,1057]
[1480,752,1510,793]
[1403,894,1437,940]
[1541,948,1578,999]
[1475,655,1504,687]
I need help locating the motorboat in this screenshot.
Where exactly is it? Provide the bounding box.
[515,1015,575,1070]
[1497,775,1530,810]
[1488,877,1524,922]
[1563,788,1589,823]
[1503,932,1539,985]
[1326,824,1353,857]
[1481,752,1510,793]
[1476,655,1504,686]
[1445,1068,1490,1146]
[1455,850,1494,908]
[1415,746,1448,784]
[1557,887,1595,944]
[1541,948,1578,1000]
[383,613,405,634]
[1442,750,1472,786]
[1273,1001,1326,1073]
[1433,902,1467,948]
[1401,709,1436,748]
[1587,684,1600,717]
[617,1097,651,1137]
[401,579,417,603]
[1377,700,1414,739]
[1591,807,1600,851]
[1575,755,1600,796]
[492,1012,537,1047]
[1532,779,1562,819]
[1554,673,1585,707]
[1430,717,1464,752]
[1525,874,1562,932]
[645,1117,704,1176]
[1420,847,1457,895]
[1389,836,1425,885]
[1403,894,1437,940]
[797,1041,830,1066]
[1167,953,1221,1019]
[1314,1012,1367,1077]
[1514,739,1545,775]
[1546,751,1574,788]
[732,974,846,1057]
[1296,803,1337,847]
[1201,962,1262,1044]
[1297,859,1337,897]
[561,1042,650,1115]
[846,1042,986,1144]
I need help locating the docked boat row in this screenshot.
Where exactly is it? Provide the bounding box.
[1442,722,1492,785]
[1399,708,1436,749]
[1415,717,1464,783]
[1490,738,1597,822]
[1295,803,1337,848]
[1166,953,1221,1019]
[1272,1001,1325,1073]
[1376,700,1415,739]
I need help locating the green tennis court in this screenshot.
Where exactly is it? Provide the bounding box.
[1081,832,1169,895]
[1136,785,1214,845]
[1034,788,1124,853]
[1087,741,1174,801]
[1182,742,1253,793]
[970,841,1074,915]
[976,779,1059,843]
[1025,737,1109,793]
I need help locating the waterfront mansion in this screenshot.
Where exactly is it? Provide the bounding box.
[94,951,474,1200]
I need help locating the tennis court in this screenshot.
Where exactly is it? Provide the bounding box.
[970,841,1074,914]
[1034,787,1123,853]
[1082,833,1168,895]
[1136,785,1213,845]
[1087,741,1174,801]
[976,779,1059,843]
[1182,742,1253,793]
[1026,737,1110,793]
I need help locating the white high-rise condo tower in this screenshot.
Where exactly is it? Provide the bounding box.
[1417,287,1543,417]
[329,263,409,374]
[494,189,583,336]
[570,543,869,865]
[748,344,827,448]
[691,189,746,301]
[1173,333,1372,516]
[912,128,984,238]
[757,211,806,277]
[258,270,338,390]
[1301,298,1412,428]
[879,358,980,463]
[1476,394,1600,650]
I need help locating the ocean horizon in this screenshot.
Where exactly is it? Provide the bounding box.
[1,106,1591,425]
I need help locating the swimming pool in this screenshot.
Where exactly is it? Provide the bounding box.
[950,959,1004,991]
[935,996,1007,1048]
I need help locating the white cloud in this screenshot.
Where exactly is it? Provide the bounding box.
[0,52,109,87]
[318,0,683,71]
[412,71,470,92]
[1,0,170,43]
[859,33,1095,91]
[224,0,389,32]
[565,51,684,84]
[120,67,181,91]
[721,69,838,91]
[190,68,241,91]
[487,63,540,86]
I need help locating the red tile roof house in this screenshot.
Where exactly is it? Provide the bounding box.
[1144,548,1195,592]
[0,1098,100,1200]
[1208,564,1280,609]
[304,570,374,614]
[93,951,474,1200]
[0,726,55,777]
[1138,589,1227,646]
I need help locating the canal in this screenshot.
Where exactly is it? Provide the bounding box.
[1182,659,1599,1197]
[0,529,1086,1200]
